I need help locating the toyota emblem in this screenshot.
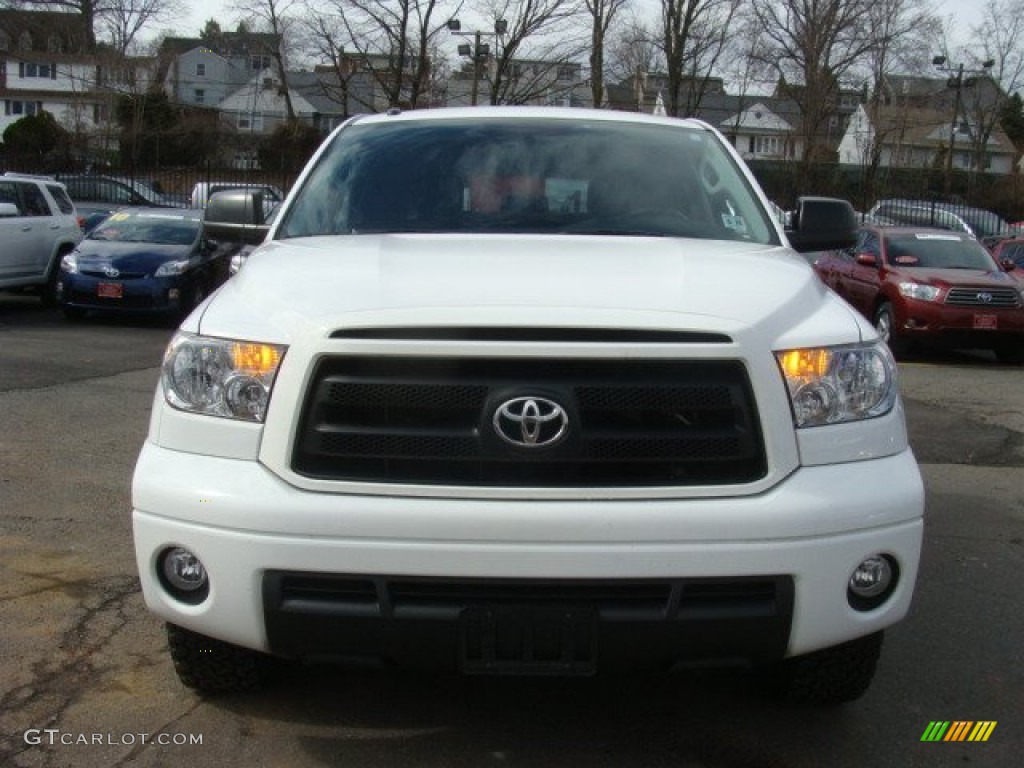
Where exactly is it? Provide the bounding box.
[492,397,569,448]
[103,266,120,278]
[976,292,993,303]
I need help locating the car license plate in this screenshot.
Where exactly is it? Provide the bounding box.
[974,314,997,330]
[97,282,123,299]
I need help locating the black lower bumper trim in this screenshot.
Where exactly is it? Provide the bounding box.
[262,573,794,674]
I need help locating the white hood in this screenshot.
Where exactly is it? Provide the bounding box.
[195,233,841,343]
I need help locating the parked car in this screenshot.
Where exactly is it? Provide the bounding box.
[814,224,1024,363]
[0,172,82,303]
[190,181,284,211]
[57,174,185,222]
[867,199,1011,240]
[55,207,240,320]
[982,234,1024,285]
[133,107,925,706]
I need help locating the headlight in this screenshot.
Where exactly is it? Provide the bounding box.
[155,259,192,277]
[161,332,286,422]
[61,252,79,273]
[897,282,941,302]
[775,342,898,428]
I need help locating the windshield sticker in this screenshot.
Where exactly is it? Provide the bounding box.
[721,214,748,233]
[893,255,920,265]
[914,234,961,241]
[108,212,130,221]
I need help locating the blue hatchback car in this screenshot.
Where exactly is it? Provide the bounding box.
[56,207,239,321]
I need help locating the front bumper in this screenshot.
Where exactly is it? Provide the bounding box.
[57,272,188,314]
[133,442,924,667]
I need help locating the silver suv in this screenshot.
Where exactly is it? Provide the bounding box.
[0,172,82,303]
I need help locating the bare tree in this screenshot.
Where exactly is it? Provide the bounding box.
[14,0,181,50]
[857,0,941,199]
[298,0,453,111]
[961,0,1024,172]
[230,0,300,120]
[604,14,659,100]
[750,0,875,165]
[582,0,630,108]
[101,0,186,54]
[471,0,587,106]
[656,0,740,117]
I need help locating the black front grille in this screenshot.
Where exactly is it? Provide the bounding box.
[945,287,1021,308]
[292,356,765,487]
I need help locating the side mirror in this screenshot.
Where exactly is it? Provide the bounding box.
[855,253,877,267]
[1002,259,1018,272]
[203,190,270,245]
[786,197,858,253]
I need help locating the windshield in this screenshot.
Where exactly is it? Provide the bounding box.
[885,233,999,270]
[278,117,779,244]
[88,211,199,245]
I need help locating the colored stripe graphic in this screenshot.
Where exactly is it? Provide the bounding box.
[920,721,996,742]
[968,722,997,742]
[944,721,972,741]
[921,722,949,741]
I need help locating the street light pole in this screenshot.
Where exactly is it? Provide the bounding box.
[449,19,505,106]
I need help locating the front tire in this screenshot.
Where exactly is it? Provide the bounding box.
[764,631,883,707]
[873,302,905,357]
[995,343,1024,365]
[166,623,266,695]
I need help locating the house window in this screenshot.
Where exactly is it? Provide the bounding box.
[557,65,575,81]
[251,55,271,71]
[5,100,40,116]
[93,103,109,123]
[237,112,264,131]
[194,89,205,103]
[755,136,782,156]
[196,63,206,77]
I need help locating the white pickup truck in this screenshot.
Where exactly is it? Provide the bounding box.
[132,107,924,705]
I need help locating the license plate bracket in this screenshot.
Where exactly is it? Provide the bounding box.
[460,606,597,675]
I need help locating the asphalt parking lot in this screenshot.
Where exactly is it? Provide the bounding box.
[0,293,1021,768]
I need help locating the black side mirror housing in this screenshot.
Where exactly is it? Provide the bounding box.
[203,190,270,245]
[786,197,858,253]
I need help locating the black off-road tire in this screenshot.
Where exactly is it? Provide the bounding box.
[165,623,266,695]
[764,631,884,707]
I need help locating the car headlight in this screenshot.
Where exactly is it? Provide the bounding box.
[161,332,286,422]
[897,282,941,302]
[775,342,898,428]
[155,259,193,277]
[61,251,79,273]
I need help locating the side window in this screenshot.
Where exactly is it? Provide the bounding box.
[0,180,23,213]
[45,184,75,214]
[859,230,880,260]
[18,182,51,216]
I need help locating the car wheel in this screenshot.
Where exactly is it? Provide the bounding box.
[995,344,1024,365]
[165,623,266,695]
[40,260,64,307]
[873,302,905,356]
[762,631,883,707]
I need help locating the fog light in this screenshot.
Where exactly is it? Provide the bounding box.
[168,288,181,304]
[848,554,898,611]
[159,547,209,604]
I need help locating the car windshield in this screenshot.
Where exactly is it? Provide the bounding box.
[885,233,999,270]
[88,211,199,245]
[278,116,779,244]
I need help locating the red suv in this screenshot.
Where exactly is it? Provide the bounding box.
[814,225,1024,363]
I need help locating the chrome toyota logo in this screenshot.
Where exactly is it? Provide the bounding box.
[103,266,120,278]
[976,292,993,303]
[492,397,568,448]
